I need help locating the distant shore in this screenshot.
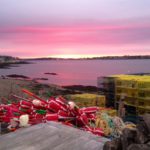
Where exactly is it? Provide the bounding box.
[24,55,150,61]
[0,61,32,69]
[1,55,150,69]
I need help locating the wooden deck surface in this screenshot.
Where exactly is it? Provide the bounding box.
[0,122,108,150]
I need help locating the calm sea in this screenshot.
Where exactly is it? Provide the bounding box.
[0,59,150,86]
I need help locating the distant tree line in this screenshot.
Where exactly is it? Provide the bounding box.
[25,55,150,60]
[89,55,150,60]
[0,55,19,60]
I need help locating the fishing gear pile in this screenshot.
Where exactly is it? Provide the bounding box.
[0,89,104,136]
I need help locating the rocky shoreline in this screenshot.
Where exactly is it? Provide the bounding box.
[0,77,98,102]
[0,61,32,69]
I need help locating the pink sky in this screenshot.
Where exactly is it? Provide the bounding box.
[0,0,150,58]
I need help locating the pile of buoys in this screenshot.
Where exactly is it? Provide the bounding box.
[0,89,104,136]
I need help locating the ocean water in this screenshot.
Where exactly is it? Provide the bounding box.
[0,59,150,86]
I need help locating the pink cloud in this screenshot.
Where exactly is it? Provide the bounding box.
[0,22,150,33]
[0,21,150,57]
[1,23,150,44]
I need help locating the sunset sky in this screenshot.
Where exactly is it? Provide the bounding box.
[0,0,150,58]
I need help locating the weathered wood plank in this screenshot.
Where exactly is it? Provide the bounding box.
[0,122,108,150]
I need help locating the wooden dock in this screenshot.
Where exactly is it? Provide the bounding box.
[0,122,108,150]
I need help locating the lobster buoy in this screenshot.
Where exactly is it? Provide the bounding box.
[20,100,32,109]
[68,101,76,109]
[45,113,58,121]
[19,114,29,127]
[32,99,47,109]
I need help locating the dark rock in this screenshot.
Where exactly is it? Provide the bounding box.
[6,74,30,79]
[121,128,138,150]
[103,138,122,150]
[136,113,150,144]
[62,85,99,93]
[33,78,48,81]
[127,144,150,150]
[0,122,10,134]
[44,72,58,75]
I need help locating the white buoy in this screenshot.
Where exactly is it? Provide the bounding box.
[32,99,41,106]
[19,114,29,127]
[68,101,76,109]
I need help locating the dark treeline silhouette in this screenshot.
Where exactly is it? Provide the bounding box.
[24,55,150,60]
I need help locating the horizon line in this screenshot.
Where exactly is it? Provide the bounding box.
[21,54,150,59]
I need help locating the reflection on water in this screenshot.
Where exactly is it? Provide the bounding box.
[0,59,150,86]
